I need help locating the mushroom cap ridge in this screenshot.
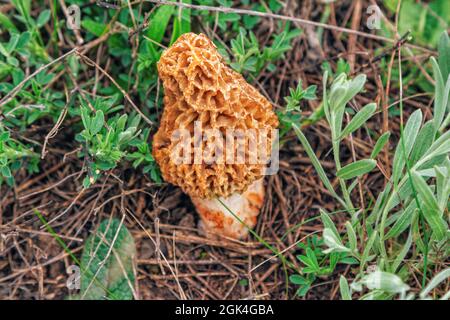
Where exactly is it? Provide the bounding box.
[153,33,278,199]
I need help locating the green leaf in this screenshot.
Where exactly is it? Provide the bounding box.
[431,57,450,131]
[0,131,10,143]
[289,274,307,285]
[0,42,10,58]
[11,0,31,24]
[170,0,191,45]
[392,109,422,184]
[342,74,367,109]
[435,164,450,212]
[420,268,450,299]
[147,4,175,42]
[361,271,409,293]
[82,20,107,37]
[6,34,19,54]
[384,203,417,240]
[345,221,357,252]
[391,230,413,273]
[411,171,448,241]
[78,218,136,300]
[0,12,18,32]
[303,85,317,100]
[339,103,377,139]
[148,8,174,42]
[320,209,340,240]
[80,107,91,134]
[410,121,435,165]
[422,130,450,163]
[1,166,12,178]
[91,110,104,136]
[16,32,31,50]
[360,230,377,270]
[323,228,350,254]
[339,276,352,300]
[305,248,320,270]
[370,131,390,159]
[337,159,377,180]
[293,124,342,202]
[438,31,450,82]
[36,9,51,28]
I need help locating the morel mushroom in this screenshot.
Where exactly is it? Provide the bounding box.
[152,33,278,239]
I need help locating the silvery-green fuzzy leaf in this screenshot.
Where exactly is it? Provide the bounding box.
[339,103,377,139]
[329,86,347,111]
[370,131,390,159]
[392,109,423,184]
[438,32,450,81]
[384,202,417,240]
[323,228,350,254]
[337,159,377,180]
[416,167,447,177]
[350,280,363,292]
[418,131,450,167]
[411,171,448,241]
[293,124,343,204]
[360,231,377,270]
[320,209,340,240]
[361,271,409,293]
[420,268,450,299]
[339,74,366,108]
[410,121,435,166]
[329,74,366,111]
[340,276,352,300]
[435,164,450,211]
[345,221,357,252]
[391,231,413,273]
[431,57,450,131]
[387,179,416,210]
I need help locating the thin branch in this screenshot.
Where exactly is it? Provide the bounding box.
[141,0,434,54]
[77,52,154,126]
[0,48,77,110]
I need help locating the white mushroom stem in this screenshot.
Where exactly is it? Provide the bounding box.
[190,179,265,239]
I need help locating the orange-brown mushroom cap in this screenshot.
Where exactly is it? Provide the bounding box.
[153,33,278,199]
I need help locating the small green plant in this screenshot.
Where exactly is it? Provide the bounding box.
[277,80,317,137]
[289,235,358,297]
[126,128,161,183]
[290,31,450,299]
[229,26,301,77]
[0,127,38,186]
[76,106,143,188]
[73,218,137,300]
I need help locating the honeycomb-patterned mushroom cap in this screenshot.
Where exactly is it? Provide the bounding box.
[153,33,278,199]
